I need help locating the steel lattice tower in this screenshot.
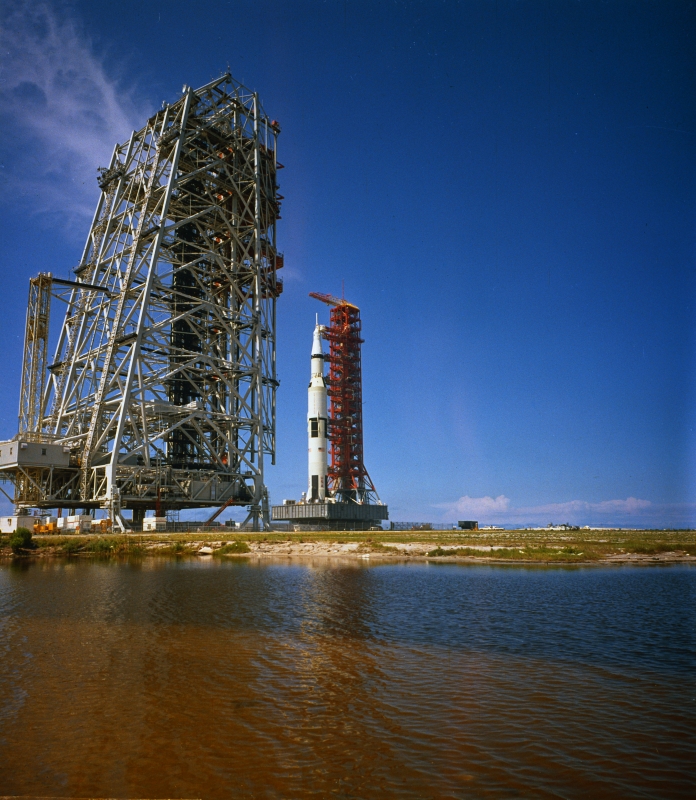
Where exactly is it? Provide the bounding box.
[4,74,283,530]
[309,293,380,504]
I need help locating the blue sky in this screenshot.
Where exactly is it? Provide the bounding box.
[0,0,693,527]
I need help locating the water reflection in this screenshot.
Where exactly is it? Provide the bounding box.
[0,559,693,799]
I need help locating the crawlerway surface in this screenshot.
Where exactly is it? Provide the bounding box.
[2,528,695,564]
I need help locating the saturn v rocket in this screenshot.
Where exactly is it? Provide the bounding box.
[271,297,388,529]
[307,319,329,501]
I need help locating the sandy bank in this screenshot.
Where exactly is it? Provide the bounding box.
[2,534,695,564]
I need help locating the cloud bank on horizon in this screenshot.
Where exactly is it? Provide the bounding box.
[435,495,696,528]
[0,1,148,229]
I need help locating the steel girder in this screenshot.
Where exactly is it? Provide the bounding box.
[18,274,52,437]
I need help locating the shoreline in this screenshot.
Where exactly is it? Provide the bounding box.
[2,529,695,565]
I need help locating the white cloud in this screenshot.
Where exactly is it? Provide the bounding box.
[0,1,148,227]
[435,495,695,528]
[439,494,511,516]
[515,497,652,518]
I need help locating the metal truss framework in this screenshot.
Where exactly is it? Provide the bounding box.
[309,293,380,505]
[10,74,282,529]
[19,273,52,437]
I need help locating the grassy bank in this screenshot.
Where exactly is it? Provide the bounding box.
[1,527,695,561]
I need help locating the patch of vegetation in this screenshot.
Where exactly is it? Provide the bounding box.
[32,536,54,549]
[623,541,683,555]
[366,541,395,552]
[160,541,194,555]
[61,538,82,554]
[426,545,599,561]
[112,540,145,557]
[428,546,491,557]
[87,538,113,554]
[214,540,250,555]
[10,527,36,553]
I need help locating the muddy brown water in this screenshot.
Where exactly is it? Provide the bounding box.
[0,558,693,799]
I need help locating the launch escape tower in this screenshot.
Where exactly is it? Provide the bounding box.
[0,74,282,530]
[271,293,387,530]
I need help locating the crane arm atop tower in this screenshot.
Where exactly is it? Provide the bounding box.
[309,291,359,310]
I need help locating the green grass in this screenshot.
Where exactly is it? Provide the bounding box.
[113,541,145,557]
[214,540,250,555]
[363,541,396,552]
[428,540,696,561]
[156,541,195,556]
[87,538,113,554]
[620,540,696,556]
[427,545,597,561]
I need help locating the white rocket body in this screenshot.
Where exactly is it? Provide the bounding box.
[308,321,328,502]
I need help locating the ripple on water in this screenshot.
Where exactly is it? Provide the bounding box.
[0,560,693,799]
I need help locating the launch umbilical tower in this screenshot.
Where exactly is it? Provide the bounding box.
[1,74,282,530]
